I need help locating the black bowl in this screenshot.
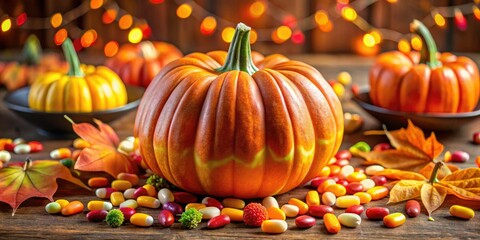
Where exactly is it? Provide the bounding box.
[4,86,144,137]
[352,90,480,131]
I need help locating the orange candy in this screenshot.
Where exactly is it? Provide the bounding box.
[324,213,341,234]
[367,186,389,200]
[288,198,309,215]
[88,177,109,188]
[61,201,84,216]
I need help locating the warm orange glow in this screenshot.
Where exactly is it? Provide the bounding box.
[221,27,235,43]
[200,16,217,35]
[397,39,411,53]
[81,30,97,48]
[149,0,165,4]
[386,0,397,3]
[128,28,143,43]
[104,41,119,57]
[276,25,292,40]
[314,10,329,26]
[337,0,349,4]
[474,6,480,20]
[119,14,133,29]
[54,28,68,45]
[16,13,27,26]
[177,3,192,19]
[319,21,334,32]
[353,36,379,56]
[90,0,103,9]
[102,9,117,24]
[1,18,12,32]
[50,13,62,28]
[433,12,446,27]
[341,7,357,21]
[250,1,266,18]
[363,33,375,47]
[370,30,382,44]
[411,36,422,51]
[250,29,258,44]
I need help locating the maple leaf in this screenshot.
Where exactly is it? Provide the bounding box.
[388,163,480,217]
[66,116,139,178]
[354,120,456,172]
[0,159,90,216]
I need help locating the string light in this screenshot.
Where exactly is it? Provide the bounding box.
[222,27,235,43]
[1,17,12,32]
[50,13,62,28]
[15,13,27,26]
[118,14,133,29]
[128,27,143,43]
[176,3,192,19]
[104,40,119,57]
[397,39,410,53]
[200,16,217,35]
[102,9,117,24]
[249,1,266,18]
[474,5,480,20]
[291,30,305,44]
[81,29,97,47]
[433,10,446,27]
[314,10,329,26]
[249,29,258,44]
[411,36,422,51]
[90,0,104,10]
[341,6,357,22]
[454,8,467,31]
[363,33,376,47]
[54,28,68,45]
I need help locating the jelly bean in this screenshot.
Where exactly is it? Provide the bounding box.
[334,159,350,167]
[208,214,231,229]
[370,175,387,186]
[338,213,361,228]
[367,186,389,200]
[123,188,136,199]
[329,165,341,176]
[373,143,391,152]
[14,144,31,154]
[337,71,352,85]
[3,143,15,152]
[27,141,43,153]
[142,184,157,197]
[335,195,360,209]
[119,199,138,209]
[335,149,352,160]
[163,201,184,215]
[110,192,125,206]
[222,198,245,209]
[321,191,337,206]
[0,150,11,163]
[295,215,316,228]
[130,213,154,227]
[308,205,333,218]
[73,138,89,149]
[306,190,320,206]
[118,140,134,153]
[45,202,62,214]
[281,204,299,218]
[474,132,480,144]
[262,196,279,209]
[185,203,207,211]
[383,212,406,228]
[173,192,197,204]
[346,172,367,182]
[346,205,364,215]
[354,192,372,204]
[119,207,136,221]
[158,188,175,204]
[336,179,349,187]
[365,165,385,175]
[288,198,309,215]
[137,196,161,209]
[310,177,331,188]
[88,177,109,188]
[349,141,371,153]
[405,200,421,218]
[476,156,480,168]
[220,207,244,222]
[50,148,72,159]
[133,187,151,199]
[267,207,286,220]
[55,199,70,209]
[366,207,390,220]
[338,165,354,179]
[96,188,117,199]
[324,184,346,197]
[111,180,132,191]
[0,138,12,151]
[360,179,375,191]
[60,158,74,168]
[87,200,113,211]
[346,182,364,195]
[86,209,108,222]
[13,138,26,145]
[261,220,288,234]
[199,206,221,220]
[449,205,474,219]
[450,151,470,163]
[317,179,336,193]
[323,213,341,234]
[158,210,175,227]
[61,201,84,216]
[202,197,224,210]
[318,166,331,177]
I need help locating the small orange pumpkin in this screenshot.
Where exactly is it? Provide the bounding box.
[370,20,479,113]
[134,23,343,198]
[105,41,183,88]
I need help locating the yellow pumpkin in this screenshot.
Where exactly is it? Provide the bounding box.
[28,39,127,112]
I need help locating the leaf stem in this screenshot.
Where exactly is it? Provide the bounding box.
[64,115,75,124]
[428,161,443,184]
[23,157,32,171]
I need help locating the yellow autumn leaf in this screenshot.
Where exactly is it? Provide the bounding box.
[420,183,447,217]
[388,180,425,203]
[375,169,427,181]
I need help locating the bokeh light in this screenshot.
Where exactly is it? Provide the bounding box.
[1,17,12,32]
[81,29,97,48]
[314,10,329,26]
[411,36,422,51]
[222,27,235,43]
[128,27,143,43]
[90,0,103,9]
[362,33,375,47]
[50,13,62,28]
[119,14,133,29]
[397,39,411,53]
[177,4,192,19]
[250,1,266,18]
[104,41,119,57]
[342,7,357,21]
[249,29,258,44]
[16,13,27,26]
[54,28,68,45]
[433,12,446,27]
[200,16,217,35]
[102,9,117,24]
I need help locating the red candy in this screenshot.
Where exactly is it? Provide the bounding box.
[295,215,316,229]
[366,207,390,220]
[86,209,108,222]
[28,141,43,153]
[346,205,364,215]
[133,187,149,199]
[119,207,136,221]
[174,192,198,204]
[158,210,175,227]
[207,214,231,229]
[308,205,334,218]
[370,175,387,186]
[346,182,364,195]
[405,200,421,218]
[335,150,352,160]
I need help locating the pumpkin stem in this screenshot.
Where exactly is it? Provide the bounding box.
[410,20,442,68]
[21,35,42,66]
[62,38,84,77]
[216,23,258,75]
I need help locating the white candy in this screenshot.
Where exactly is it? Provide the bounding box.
[321,191,337,206]
[262,196,279,209]
[281,204,299,218]
[339,165,354,179]
[199,206,221,219]
[13,138,26,145]
[338,213,362,227]
[120,199,138,209]
[158,188,174,204]
[0,150,11,163]
[14,144,31,154]
[360,179,376,191]
[123,188,136,199]
[365,165,385,175]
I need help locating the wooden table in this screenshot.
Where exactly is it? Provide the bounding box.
[1,54,479,239]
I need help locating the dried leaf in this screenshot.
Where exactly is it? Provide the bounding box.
[388,180,425,203]
[418,162,460,180]
[421,183,447,217]
[356,150,429,172]
[436,168,480,200]
[374,169,427,181]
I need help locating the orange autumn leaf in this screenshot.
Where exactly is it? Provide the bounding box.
[421,183,447,217]
[0,159,90,216]
[418,162,459,180]
[355,120,444,172]
[68,117,138,177]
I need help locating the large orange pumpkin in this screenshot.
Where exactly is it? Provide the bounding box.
[134,23,343,198]
[105,41,183,88]
[370,20,479,113]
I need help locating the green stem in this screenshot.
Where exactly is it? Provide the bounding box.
[62,38,84,77]
[410,19,442,68]
[428,161,443,184]
[21,35,42,65]
[216,23,258,75]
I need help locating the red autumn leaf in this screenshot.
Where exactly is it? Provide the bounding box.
[0,159,89,216]
[68,117,138,177]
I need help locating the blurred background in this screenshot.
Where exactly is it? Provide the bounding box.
[0,0,479,58]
